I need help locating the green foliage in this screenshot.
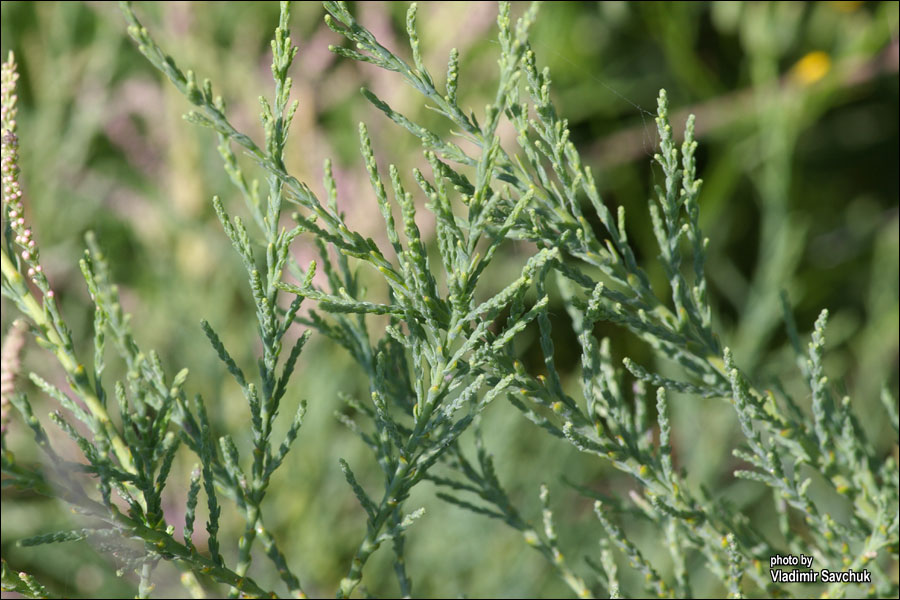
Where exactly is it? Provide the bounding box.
[1,1,898,598]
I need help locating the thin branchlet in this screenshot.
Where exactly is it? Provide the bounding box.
[0,3,895,600]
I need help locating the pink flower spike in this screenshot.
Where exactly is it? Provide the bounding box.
[20,250,29,260]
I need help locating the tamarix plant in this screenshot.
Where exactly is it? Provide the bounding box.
[1,2,897,599]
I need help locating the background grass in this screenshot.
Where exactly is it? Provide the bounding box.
[1,1,898,597]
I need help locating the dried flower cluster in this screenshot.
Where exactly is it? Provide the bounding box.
[2,53,51,299]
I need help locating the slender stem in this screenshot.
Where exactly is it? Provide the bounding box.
[1,251,136,476]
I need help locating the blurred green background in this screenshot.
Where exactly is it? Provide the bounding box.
[1,1,897,597]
